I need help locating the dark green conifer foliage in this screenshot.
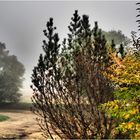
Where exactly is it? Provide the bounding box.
[133,2,140,52]
[118,44,125,58]
[111,39,116,52]
[68,10,81,43]
[136,2,140,32]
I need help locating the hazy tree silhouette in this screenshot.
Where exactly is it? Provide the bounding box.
[0,42,25,103]
[103,30,131,46]
[31,11,114,139]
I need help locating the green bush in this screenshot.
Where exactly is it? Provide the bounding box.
[0,114,9,122]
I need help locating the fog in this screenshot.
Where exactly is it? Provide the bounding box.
[0,1,137,95]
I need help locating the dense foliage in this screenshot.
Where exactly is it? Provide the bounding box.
[100,3,140,138]
[100,33,140,138]
[0,43,25,103]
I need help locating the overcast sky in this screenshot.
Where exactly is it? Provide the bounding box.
[0,1,138,95]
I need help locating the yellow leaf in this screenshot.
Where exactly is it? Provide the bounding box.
[127,122,134,129]
[124,114,130,119]
[131,109,138,115]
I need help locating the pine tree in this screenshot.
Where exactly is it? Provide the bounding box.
[31,11,114,139]
[31,18,61,139]
[67,10,81,47]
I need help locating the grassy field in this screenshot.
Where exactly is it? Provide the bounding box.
[0,115,9,122]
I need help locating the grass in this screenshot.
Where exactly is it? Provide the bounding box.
[0,114,9,122]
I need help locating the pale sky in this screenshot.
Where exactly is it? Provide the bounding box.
[0,1,138,95]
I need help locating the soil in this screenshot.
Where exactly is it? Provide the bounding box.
[0,110,46,140]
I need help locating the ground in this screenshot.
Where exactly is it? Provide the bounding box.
[0,110,45,139]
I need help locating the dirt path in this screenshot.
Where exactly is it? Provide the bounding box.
[0,111,46,139]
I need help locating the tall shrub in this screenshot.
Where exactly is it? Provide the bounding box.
[31,11,114,139]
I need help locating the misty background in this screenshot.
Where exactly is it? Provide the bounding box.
[0,1,137,95]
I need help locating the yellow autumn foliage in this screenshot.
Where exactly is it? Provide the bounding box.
[108,53,140,86]
[101,52,140,138]
[124,114,130,119]
[131,108,139,115]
